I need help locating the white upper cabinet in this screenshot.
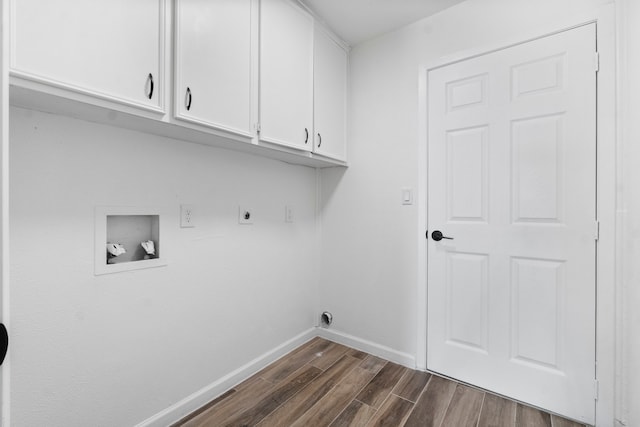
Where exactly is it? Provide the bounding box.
[174,0,253,137]
[8,0,347,167]
[313,26,347,161]
[10,0,165,112]
[259,0,314,151]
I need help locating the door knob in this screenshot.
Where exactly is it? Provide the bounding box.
[431,230,453,241]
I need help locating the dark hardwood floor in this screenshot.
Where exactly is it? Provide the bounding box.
[173,337,588,427]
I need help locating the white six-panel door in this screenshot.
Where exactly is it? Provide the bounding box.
[427,24,597,424]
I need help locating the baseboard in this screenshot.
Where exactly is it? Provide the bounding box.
[134,328,317,427]
[135,326,417,426]
[316,327,417,369]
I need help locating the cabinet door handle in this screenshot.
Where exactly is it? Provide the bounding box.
[185,87,192,111]
[317,133,322,148]
[146,73,154,100]
[304,128,309,144]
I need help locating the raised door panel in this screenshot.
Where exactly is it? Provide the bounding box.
[260,0,313,151]
[175,0,253,137]
[510,257,564,371]
[446,252,489,353]
[511,114,564,223]
[313,27,347,161]
[446,126,488,222]
[10,0,164,111]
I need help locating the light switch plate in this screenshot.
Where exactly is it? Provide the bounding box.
[401,188,413,205]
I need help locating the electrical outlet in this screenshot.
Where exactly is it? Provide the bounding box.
[180,204,195,228]
[285,205,294,223]
[238,206,253,225]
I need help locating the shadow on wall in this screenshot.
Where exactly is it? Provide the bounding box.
[319,167,348,212]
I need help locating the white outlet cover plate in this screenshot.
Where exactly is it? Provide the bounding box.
[239,206,253,225]
[180,204,195,228]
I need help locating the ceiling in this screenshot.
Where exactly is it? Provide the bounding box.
[300,0,468,46]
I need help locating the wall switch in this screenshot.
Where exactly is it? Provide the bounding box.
[285,205,294,223]
[401,188,414,205]
[180,204,195,228]
[238,206,253,225]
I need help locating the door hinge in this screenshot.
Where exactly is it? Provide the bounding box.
[255,123,261,133]
[594,379,599,400]
[595,220,600,241]
[595,52,600,72]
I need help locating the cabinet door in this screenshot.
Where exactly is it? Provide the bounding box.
[313,27,347,161]
[10,0,164,111]
[260,0,313,151]
[175,0,253,137]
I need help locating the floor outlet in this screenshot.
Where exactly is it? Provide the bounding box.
[239,206,253,225]
[180,205,195,228]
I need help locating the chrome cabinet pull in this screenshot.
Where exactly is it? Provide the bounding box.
[304,128,309,144]
[317,133,322,148]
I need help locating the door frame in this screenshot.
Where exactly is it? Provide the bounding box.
[0,0,9,425]
[416,5,616,425]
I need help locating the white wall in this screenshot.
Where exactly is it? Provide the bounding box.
[11,0,640,425]
[9,107,319,426]
[319,0,613,401]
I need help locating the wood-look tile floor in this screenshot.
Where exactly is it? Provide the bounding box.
[173,338,588,427]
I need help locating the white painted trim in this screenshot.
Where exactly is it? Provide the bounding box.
[416,64,428,372]
[134,328,317,427]
[613,2,628,426]
[256,138,314,157]
[258,135,314,153]
[592,6,618,426]
[171,0,181,121]
[311,17,350,52]
[0,1,10,425]
[294,0,350,51]
[316,327,417,369]
[422,11,602,73]
[417,5,617,425]
[173,115,255,140]
[250,0,260,143]
[9,73,166,116]
[314,168,323,325]
[309,150,348,165]
[136,327,417,426]
[157,0,168,115]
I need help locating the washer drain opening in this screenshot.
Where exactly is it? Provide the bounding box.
[320,311,333,327]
